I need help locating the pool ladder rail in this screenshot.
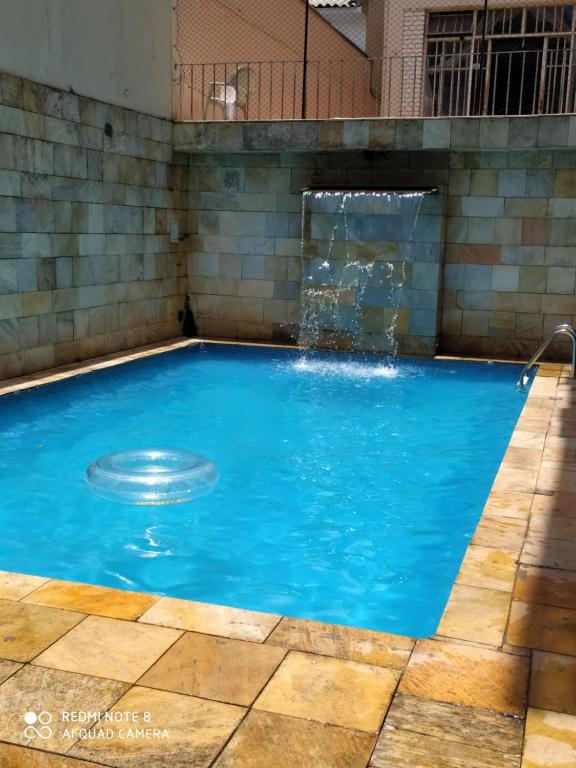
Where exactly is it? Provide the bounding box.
[517,323,576,387]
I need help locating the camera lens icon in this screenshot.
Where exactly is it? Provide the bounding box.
[23,711,52,739]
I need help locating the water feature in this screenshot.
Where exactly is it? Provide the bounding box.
[298,189,433,356]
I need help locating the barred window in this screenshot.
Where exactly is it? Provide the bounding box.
[425,5,576,116]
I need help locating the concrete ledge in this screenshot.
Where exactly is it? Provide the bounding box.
[174,115,576,154]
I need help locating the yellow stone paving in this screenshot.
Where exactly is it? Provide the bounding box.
[139,631,287,706]
[507,601,576,656]
[22,579,160,620]
[214,710,376,768]
[265,616,414,669]
[0,340,574,766]
[0,571,49,601]
[254,650,400,732]
[397,638,529,715]
[514,564,576,611]
[0,600,85,662]
[32,615,182,683]
[139,596,281,642]
[530,651,576,716]
[522,708,576,768]
[0,665,128,752]
[436,583,511,646]
[456,545,517,592]
[69,686,245,768]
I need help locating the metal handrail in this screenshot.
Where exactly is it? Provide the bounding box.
[517,324,576,387]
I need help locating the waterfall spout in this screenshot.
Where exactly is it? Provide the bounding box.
[299,189,433,356]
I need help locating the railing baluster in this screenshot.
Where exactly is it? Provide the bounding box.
[280,61,285,120]
[519,50,527,115]
[538,40,549,114]
[339,60,344,116]
[315,61,320,119]
[386,58,392,117]
[269,61,273,119]
[364,59,369,117]
[292,61,297,119]
[505,51,512,115]
[327,60,333,119]
[224,62,228,120]
[491,51,499,115]
[258,62,262,120]
[212,63,216,120]
[532,50,540,114]
[351,59,357,117]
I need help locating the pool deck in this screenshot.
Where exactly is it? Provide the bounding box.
[0,339,575,768]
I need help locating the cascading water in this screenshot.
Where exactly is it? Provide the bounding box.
[298,190,427,358]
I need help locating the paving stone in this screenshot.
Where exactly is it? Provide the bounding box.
[521,536,576,571]
[530,651,576,716]
[139,596,280,642]
[507,601,576,655]
[69,685,245,768]
[522,708,576,768]
[0,571,49,600]
[266,616,414,669]
[0,744,102,767]
[372,695,523,768]
[372,727,521,768]
[254,650,399,732]
[140,631,286,706]
[436,583,511,645]
[0,599,85,662]
[0,665,128,752]
[457,545,517,591]
[32,614,182,682]
[483,491,533,520]
[398,639,529,715]
[214,709,375,768]
[473,516,528,551]
[0,659,22,685]
[21,579,159,620]
[514,564,576,611]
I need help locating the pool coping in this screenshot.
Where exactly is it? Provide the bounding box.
[0,337,573,768]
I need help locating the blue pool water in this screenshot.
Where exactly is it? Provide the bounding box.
[0,345,530,637]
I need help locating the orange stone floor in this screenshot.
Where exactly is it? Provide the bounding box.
[0,340,575,768]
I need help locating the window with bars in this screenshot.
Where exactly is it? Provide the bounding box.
[425,6,576,116]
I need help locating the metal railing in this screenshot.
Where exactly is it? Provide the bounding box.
[517,324,576,387]
[175,48,576,121]
[175,59,379,122]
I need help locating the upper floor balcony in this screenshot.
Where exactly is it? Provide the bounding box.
[173,1,576,122]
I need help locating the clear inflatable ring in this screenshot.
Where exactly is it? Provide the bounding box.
[85,449,219,505]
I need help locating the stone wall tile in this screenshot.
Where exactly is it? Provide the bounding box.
[508,118,538,148]
[0,259,17,293]
[0,73,23,109]
[518,266,547,293]
[501,246,545,266]
[423,119,451,149]
[537,116,570,147]
[547,267,576,295]
[498,170,526,197]
[479,118,509,149]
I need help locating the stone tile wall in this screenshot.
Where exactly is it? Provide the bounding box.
[0,72,190,380]
[181,117,576,360]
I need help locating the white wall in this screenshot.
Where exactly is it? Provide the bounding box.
[0,0,173,118]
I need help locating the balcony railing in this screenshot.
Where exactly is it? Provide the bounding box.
[175,48,576,121]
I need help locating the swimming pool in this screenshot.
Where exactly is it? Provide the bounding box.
[0,344,530,637]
